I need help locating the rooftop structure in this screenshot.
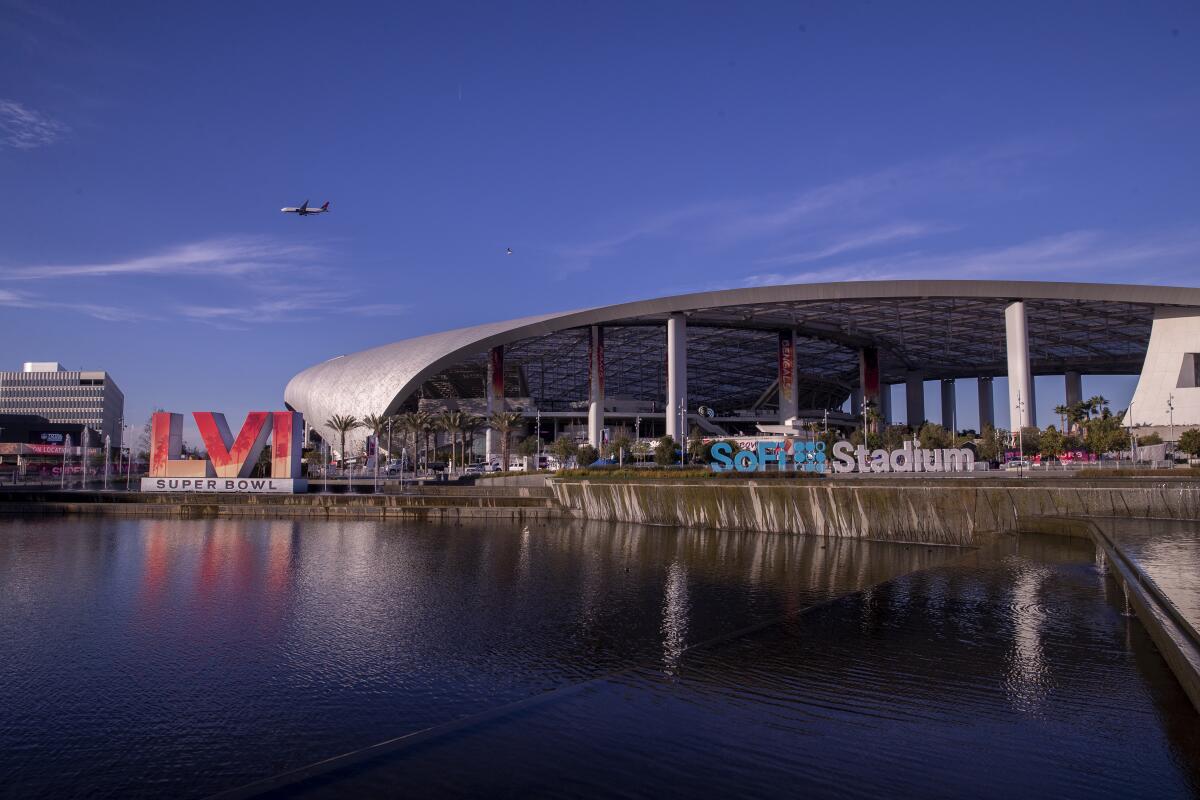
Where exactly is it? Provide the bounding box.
[284,280,1200,457]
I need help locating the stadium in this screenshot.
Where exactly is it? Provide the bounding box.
[284,280,1200,460]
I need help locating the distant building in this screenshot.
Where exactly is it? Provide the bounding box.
[0,362,125,447]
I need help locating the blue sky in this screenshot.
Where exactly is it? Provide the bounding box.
[1,1,1197,442]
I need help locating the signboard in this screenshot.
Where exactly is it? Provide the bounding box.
[140,410,306,493]
[777,332,795,409]
[711,440,975,474]
[141,477,305,493]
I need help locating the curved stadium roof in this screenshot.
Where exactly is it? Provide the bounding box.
[285,280,1200,449]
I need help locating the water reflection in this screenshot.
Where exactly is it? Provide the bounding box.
[0,519,1196,799]
[1005,563,1050,714]
[661,560,689,675]
[1101,517,1200,632]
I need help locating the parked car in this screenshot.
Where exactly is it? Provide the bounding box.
[1005,460,1031,470]
[464,463,486,475]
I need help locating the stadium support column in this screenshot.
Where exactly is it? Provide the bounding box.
[906,371,925,427]
[1005,301,1036,430]
[778,331,798,423]
[978,377,995,430]
[859,346,880,429]
[1065,370,1082,408]
[588,326,605,447]
[666,313,687,443]
[485,345,504,460]
[940,379,956,433]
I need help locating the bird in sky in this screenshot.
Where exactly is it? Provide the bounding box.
[505,248,513,255]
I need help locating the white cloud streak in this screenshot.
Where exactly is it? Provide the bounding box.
[0,236,320,280]
[740,229,1200,288]
[0,99,67,149]
[755,223,946,267]
[0,287,150,321]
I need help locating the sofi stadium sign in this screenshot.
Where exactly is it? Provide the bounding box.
[711,440,975,473]
[141,411,306,493]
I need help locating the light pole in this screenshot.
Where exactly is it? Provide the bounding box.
[61,434,71,490]
[1168,393,1175,443]
[635,415,641,464]
[1015,389,1026,478]
[103,435,110,490]
[386,418,394,478]
[125,425,134,490]
[536,410,542,462]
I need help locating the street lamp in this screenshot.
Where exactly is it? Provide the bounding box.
[1168,393,1175,442]
[1015,389,1026,478]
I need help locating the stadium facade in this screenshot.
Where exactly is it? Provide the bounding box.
[284,280,1200,458]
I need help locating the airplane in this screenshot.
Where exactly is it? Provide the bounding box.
[281,200,330,216]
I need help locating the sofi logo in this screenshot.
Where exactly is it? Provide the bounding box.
[149,411,304,479]
[711,441,827,472]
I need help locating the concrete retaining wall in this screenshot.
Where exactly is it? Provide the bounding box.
[550,479,1200,545]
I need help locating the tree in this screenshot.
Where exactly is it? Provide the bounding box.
[517,436,541,457]
[399,411,435,469]
[1053,404,1070,433]
[550,436,579,466]
[488,411,524,470]
[654,435,677,466]
[361,413,386,462]
[1137,432,1163,446]
[576,444,599,468]
[324,414,362,464]
[438,411,465,470]
[975,425,1008,462]
[1083,413,1130,456]
[1039,426,1066,459]
[136,408,165,462]
[1177,428,1200,458]
[461,414,485,464]
[881,425,908,451]
[606,435,633,463]
[918,423,953,450]
[1017,426,1042,456]
[394,412,420,464]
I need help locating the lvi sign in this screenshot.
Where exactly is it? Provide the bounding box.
[141,411,307,493]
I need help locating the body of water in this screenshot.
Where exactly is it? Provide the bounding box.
[0,517,1196,798]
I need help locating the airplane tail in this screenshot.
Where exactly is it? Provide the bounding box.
[321,201,330,211]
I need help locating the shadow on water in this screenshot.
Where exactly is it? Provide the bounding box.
[0,517,1196,798]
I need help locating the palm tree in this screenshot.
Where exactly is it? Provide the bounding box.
[361,413,386,462]
[437,411,464,470]
[391,412,419,469]
[324,414,362,465]
[412,410,434,469]
[488,411,524,471]
[1053,404,1069,433]
[461,414,484,466]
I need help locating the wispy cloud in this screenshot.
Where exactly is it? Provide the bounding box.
[176,292,409,330]
[755,223,947,267]
[0,99,67,149]
[546,141,1043,279]
[740,228,1200,288]
[0,287,150,321]
[0,236,320,280]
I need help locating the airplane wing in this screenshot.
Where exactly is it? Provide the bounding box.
[299,200,309,212]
